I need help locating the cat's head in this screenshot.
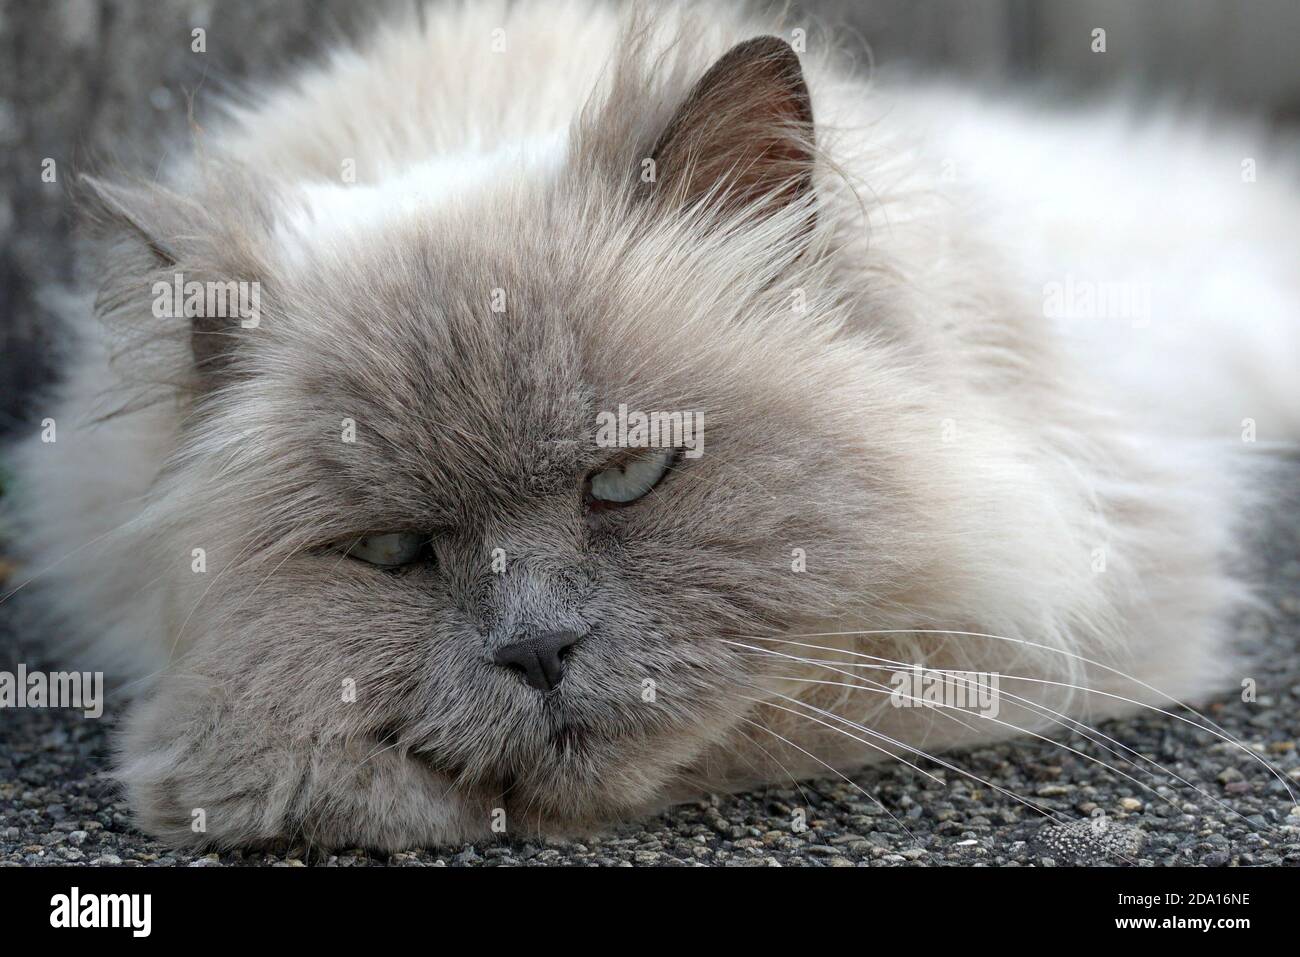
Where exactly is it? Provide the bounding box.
[91,35,930,839]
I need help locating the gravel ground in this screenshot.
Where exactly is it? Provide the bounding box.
[2,1,1298,870]
[1,467,1297,868]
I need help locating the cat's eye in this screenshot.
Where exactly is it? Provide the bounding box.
[588,449,676,505]
[346,532,428,567]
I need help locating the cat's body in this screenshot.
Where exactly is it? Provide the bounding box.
[5,0,1297,849]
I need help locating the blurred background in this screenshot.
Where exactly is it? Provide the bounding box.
[2,0,1299,433]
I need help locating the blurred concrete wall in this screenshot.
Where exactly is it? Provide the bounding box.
[2,0,1298,432]
[806,0,1300,113]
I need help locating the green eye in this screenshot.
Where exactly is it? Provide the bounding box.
[346,532,428,567]
[588,449,675,505]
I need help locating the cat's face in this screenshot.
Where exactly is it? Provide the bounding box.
[169,180,921,832]
[113,37,929,839]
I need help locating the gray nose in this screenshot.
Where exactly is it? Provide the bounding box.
[493,630,582,692]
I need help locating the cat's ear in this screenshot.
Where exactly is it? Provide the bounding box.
[648,36,815,225]
[80,174,183,267]
[80,173,261,384]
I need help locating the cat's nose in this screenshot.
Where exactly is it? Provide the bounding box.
[493,630,583,693]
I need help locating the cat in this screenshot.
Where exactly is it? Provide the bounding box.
[4,0,1297,851]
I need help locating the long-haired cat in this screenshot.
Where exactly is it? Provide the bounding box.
[4,0,1297,850]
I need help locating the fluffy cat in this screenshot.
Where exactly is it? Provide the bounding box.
[4,0,1297,850]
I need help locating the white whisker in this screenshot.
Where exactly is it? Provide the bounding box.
[744,691,1141,865]
[734,631,1298,806]
[727,638,1265,828]
[736,714,922,846]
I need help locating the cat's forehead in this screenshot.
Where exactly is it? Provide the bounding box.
[272,131,569,263]
[258,127,803,483]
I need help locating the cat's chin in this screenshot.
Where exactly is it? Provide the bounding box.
[398,726,685,841]
[481,724,724,839]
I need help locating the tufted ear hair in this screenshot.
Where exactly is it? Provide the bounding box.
[647,36,815,226]
[80,174,184,266]
[80,173,267,385]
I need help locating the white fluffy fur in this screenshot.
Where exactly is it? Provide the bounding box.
[5,0,1297,846]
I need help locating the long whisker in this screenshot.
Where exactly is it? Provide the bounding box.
[732,724,816,809]
[746,687,1067,823]
[736,714,922,846]
[728,639,1264,828]
[165,532,268,664]
[739,691,943,784]
[762,672,1177,818]
[744,690,1142,865]
[738,631,1298,805]
[0,501,158,606]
